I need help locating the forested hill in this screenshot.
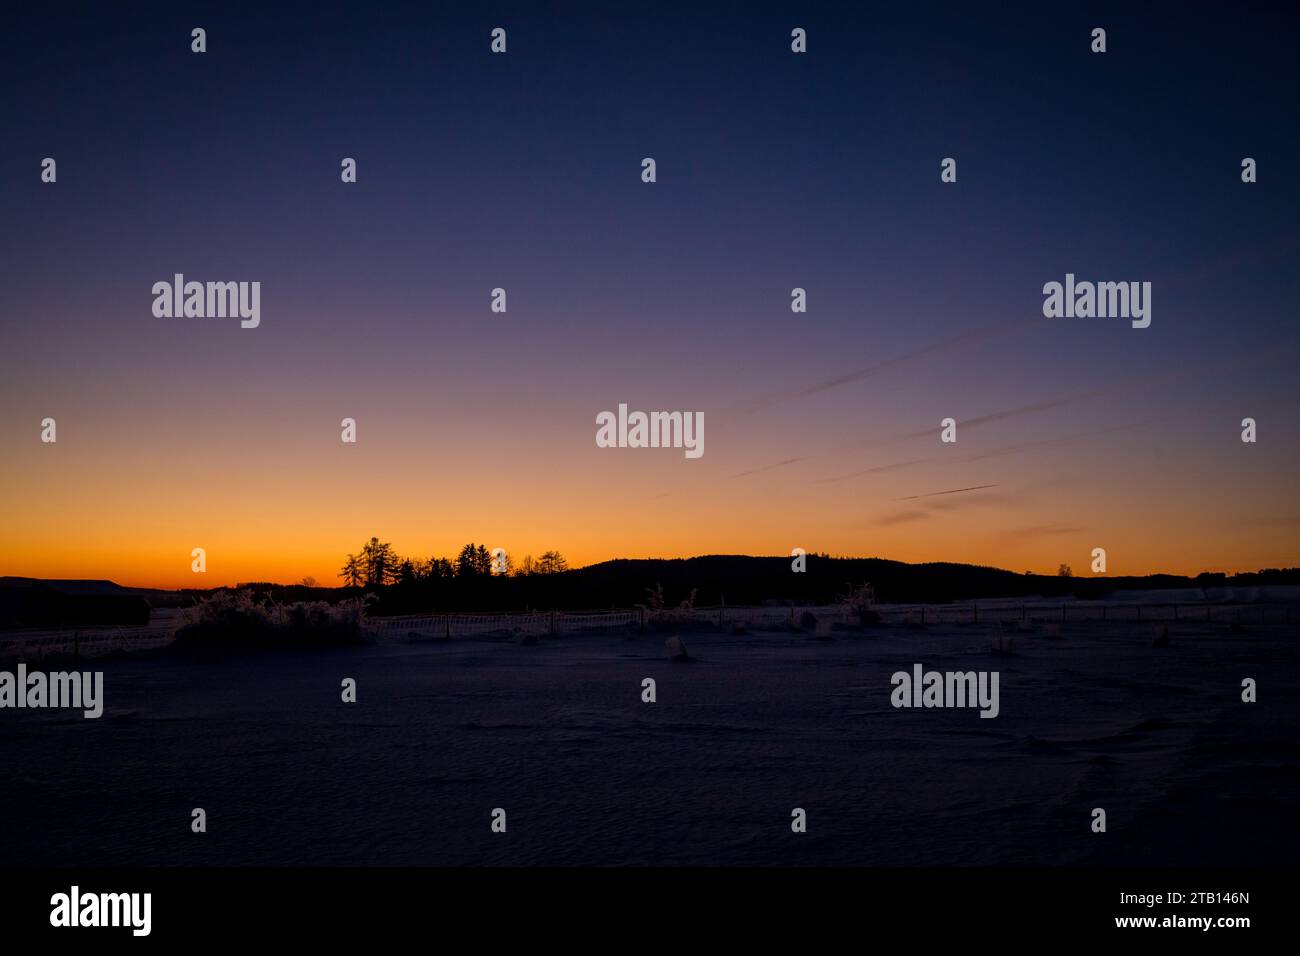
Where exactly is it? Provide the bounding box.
[6,558,1299,626]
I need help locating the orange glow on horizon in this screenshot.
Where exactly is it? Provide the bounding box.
[3,363,1295,590]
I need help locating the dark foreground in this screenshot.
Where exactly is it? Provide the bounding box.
[1,620,1296,867]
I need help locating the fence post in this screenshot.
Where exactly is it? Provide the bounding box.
[1021,604,1025,621]
[445,616,450,640]
[1061,604,1066,623]
[1174,604,1179,622]
[639,607,645,632]
[73,632,79,660]
[550,610,557,636]
[1137,605,1142,620]
[921,607,925,626]
[973,603,978,624]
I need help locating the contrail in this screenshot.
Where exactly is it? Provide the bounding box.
[816,419,1156,484]
[728,457,807,479]
[723,237,1291,430]
[896,483,998,501]
[852,393,1098,450]
[816,457,933,484]
[954,419,1155,463]
[738,391,1083,479]
[845,351,1260,454]
[720,314,1047,423]
[727,319,1278,481]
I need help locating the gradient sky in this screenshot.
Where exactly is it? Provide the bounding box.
[2,2,1298,588]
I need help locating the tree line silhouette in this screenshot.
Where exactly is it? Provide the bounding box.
[339,537,568,589]
[5,555,1299,627]
[322,548,1300,618]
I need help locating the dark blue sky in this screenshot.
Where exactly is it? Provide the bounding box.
[2,1,1297,583]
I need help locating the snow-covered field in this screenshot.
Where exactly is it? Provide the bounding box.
[2,614,1295,867]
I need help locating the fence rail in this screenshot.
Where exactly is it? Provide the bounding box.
[0,626,175,661]
[869,602,1295,626]
[365,605,858,642]
[365,600,1295,642]
[366,608,642,641]
[1,601,1293,658]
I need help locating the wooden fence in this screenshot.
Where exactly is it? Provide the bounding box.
[1,601,1292,657]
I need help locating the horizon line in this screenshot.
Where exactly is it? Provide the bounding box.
[4,553,1297,594]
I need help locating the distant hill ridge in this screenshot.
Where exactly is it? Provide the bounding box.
[0,578,153,629]
[0,577,133,595]
[4,556,1298,625]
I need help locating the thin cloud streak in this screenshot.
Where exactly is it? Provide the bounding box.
[874,510,930,527]
[789,340,1276,481]
[991,524,1088,544]
[872,487,1010,527]
[728,457,807,479]
[954,419,1156,463]
[897,483,999,500]
[845,349,1269,455]
[817,420,1156,484]
[721,314,1047,423]
[816,457,934,484]
[855,393,1097,450]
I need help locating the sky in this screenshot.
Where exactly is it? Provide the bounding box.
[1,2,1297,588]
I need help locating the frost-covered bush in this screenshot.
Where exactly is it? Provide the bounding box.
[174,590,365,650]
